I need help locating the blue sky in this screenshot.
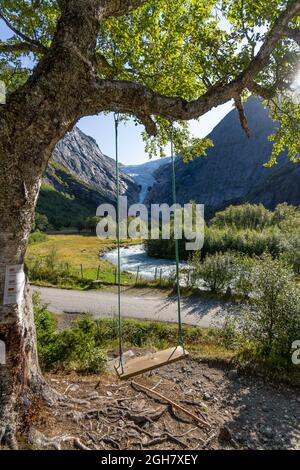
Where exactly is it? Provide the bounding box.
[0,19,233,165]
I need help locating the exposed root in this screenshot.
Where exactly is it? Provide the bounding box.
[28,429,91,451]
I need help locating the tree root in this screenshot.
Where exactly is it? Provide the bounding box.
[28,429,91,450]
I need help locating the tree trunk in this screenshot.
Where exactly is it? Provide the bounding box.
[0,137,46,446]
[0,1,103,446]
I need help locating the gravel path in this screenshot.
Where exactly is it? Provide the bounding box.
[34,286,233,328]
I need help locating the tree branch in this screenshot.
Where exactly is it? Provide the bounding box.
[284,26,300,45]
[99,0,146,19]
[234,95,251,137]
[84,0,300,132]
[136,113,158,136]
[0,13,48,54]
[0,42,47,55]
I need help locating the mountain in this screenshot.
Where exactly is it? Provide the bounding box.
[122,158,172,202]
[38,127,139,228]
[246,161,300,207]
[144,97,300,214]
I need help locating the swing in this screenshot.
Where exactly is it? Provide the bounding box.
[113,114,188,380]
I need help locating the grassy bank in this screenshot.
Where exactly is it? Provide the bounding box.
[34,294,300,385]
[26,234,139,289]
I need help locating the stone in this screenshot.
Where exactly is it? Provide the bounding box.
[203,392,211,401]
[260,425,274,439]
[219,426,232,442]
[228,369,238,380]
[44,127,139,225]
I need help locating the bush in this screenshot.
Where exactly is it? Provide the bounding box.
[33,295,107,373]
[240,256,300,365]
[191,251,236,293]
[210,203,273,230]
[233,255,256,298]
[29,231,48,245]
[34,213,49,232]
[145,204,300,270]
[281,234,300,275]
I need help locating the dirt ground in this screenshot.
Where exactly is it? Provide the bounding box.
[25,355,300,451]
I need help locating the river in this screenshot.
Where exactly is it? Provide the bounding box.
[102,244,186,280]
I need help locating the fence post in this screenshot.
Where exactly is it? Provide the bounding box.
[114,268,117,284]
[135,266,140,286]
[154,267,158,281]
[80,264,83,279]
[96,265,100,281]
[159,268,162,285]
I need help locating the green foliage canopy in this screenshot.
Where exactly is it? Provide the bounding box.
[0,0,300,159]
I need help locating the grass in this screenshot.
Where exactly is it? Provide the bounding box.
[34,294,233,373]
[26,234,140,288]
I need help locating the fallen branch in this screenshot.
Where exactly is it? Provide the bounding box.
[131,381,210,428]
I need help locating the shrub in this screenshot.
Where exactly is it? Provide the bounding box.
[281,234,300,275]
[34,213,49,232]
[33,295,107,373]
[191,251,236,293]
[210,203,273,230]
[29,231,48,245]
[233,255,256,298]
[240,256,300,364]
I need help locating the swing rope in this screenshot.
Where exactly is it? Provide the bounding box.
[170,128,185,352]
[114,116,185,376]
[114,113,124,374]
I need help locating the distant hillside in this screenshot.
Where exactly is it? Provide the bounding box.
[38,127,139,228]
[145,97,300,214]
[38,99,300,229]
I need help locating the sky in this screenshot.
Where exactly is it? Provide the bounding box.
[0,19,233,165]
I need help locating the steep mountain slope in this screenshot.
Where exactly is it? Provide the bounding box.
[245,161,300,208]
[38,127,139,227]
[145,98,299,213]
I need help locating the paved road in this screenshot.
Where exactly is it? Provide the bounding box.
[35,286,232,328]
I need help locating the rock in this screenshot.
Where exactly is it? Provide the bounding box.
[203,392,211,401]
[122,350,135,362]
[42,127,140,225]
[219,426,233,442]
[69,384,80,392]
[106,391,113,397]
[228,369,239,380]
[260,425,274,439]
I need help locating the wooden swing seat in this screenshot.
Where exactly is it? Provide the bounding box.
[114,346,188,380]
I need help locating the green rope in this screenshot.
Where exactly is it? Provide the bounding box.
[114,117,184,369]
[170,129,185,353]
[114,113,124,373]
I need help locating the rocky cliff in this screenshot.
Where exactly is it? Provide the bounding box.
[38,127,139,227]
[145,97,299,214]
